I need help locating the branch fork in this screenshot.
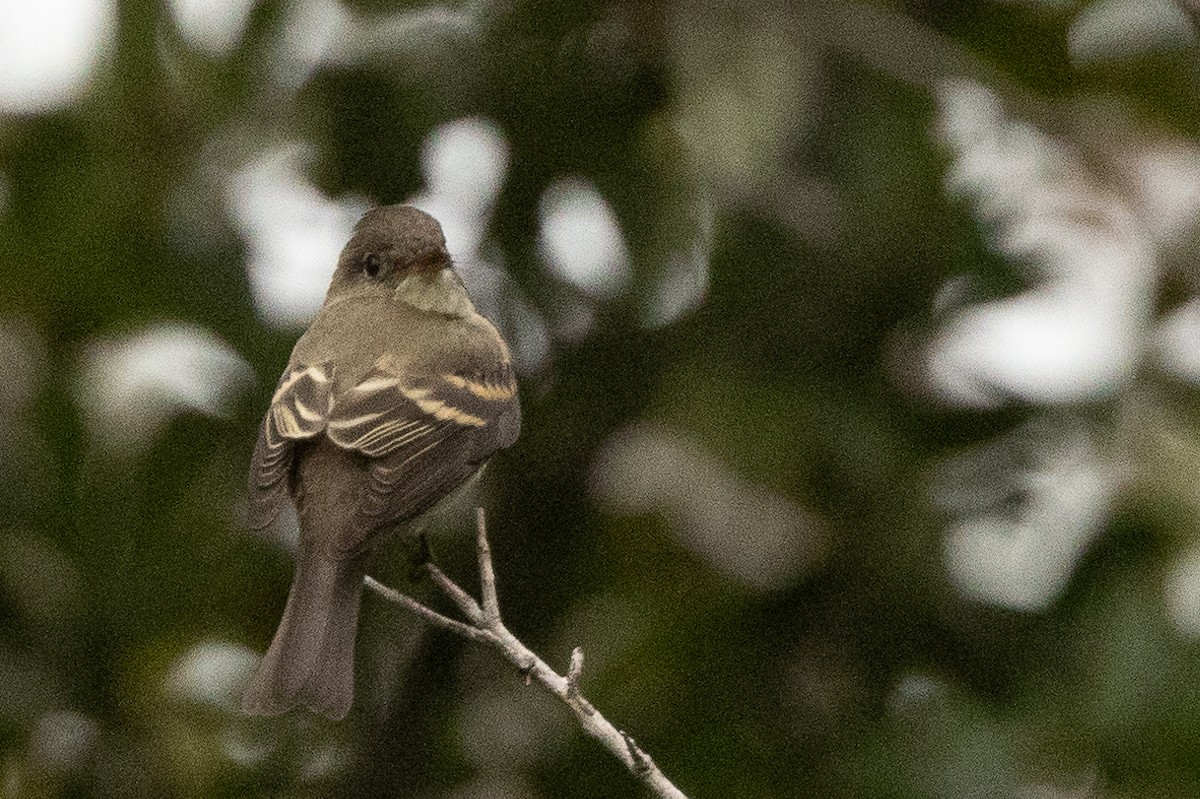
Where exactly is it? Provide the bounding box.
[364,508,689,799]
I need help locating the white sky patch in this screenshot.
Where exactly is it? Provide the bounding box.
[227,143,368,328]
[647,234,711,328]
[408,117,509,258]
[404,118,554,373]
[276,1,485,89]
[167,0,257,56]
[886,672,945,716]
[297,744,351,782]
[1068,0,1194,66]
[937,421,1115,611]
[928,272,1143,407]
[1165,545,1200,637]
[928,80,1155,407]
[29,710,98,771]
[1156,298,1200,384]
[0,0,115,114]
[508,293,551,375]
[164,639,259,708]
[78,322,252,457]
[1122,138,1200,244]
[273,0,351,88]
[591,422,827,592]
[538,177,632,299]
[165,640,349,775]
[333,3,480,65]
[222,732,274,768]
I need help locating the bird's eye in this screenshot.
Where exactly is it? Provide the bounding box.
[363,253,382,278]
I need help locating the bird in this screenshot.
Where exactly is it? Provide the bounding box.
[241,205,521,720]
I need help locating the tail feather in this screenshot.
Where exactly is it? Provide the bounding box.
[242,553,367,720]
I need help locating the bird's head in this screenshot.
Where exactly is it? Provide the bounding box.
[327,205,473,317]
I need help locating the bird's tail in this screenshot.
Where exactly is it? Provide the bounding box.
[241,552,367,720]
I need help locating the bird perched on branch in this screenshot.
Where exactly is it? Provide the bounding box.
[241,205,521,720]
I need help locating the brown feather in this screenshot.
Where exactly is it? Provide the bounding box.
[242,205,521,720]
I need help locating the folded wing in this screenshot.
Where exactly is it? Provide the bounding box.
[247,363,335,529]
[326,360,520,552]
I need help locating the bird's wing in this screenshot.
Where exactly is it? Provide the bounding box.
[246,363,335,529]
[325,358,520,552]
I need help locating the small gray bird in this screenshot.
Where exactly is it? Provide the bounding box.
[242,205,521,720]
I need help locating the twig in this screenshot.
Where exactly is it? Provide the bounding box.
[363,509,689,799]
[475,507,500,625]
[566,646,584,702]
[362,576,491,645]
[424,562,482,624]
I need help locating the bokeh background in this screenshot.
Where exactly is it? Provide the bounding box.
[4,0,1200,796]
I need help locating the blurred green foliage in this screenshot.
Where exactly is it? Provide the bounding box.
[3,0,1200,797]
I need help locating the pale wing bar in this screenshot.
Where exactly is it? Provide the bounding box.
[246,363,335,529]
[325,366,518,460]
[325,364,520,545]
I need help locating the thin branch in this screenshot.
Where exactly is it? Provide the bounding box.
[566,646,584,701]
[363,577,491,645]
[365,509,690,799]
[423,562,482,624]
[475,506,500,625]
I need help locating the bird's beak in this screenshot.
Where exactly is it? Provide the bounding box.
[412,245,451,274]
